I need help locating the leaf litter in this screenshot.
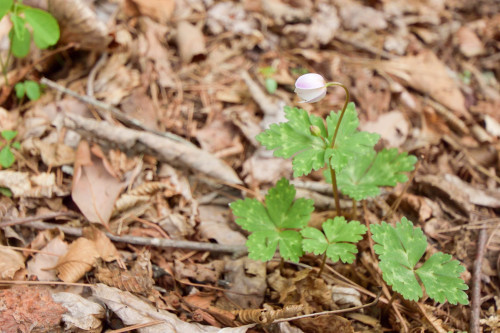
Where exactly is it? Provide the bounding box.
[0,0,499,332]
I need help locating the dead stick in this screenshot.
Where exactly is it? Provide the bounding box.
[470,227,488,333]
[0,212,79,228]
[40,77,194,147]
[27,221,248,256]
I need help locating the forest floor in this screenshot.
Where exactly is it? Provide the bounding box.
[0,0,500,332]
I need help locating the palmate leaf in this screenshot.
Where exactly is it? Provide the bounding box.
[256,103,379,177]
[301,217,366,263]
[326,148,417,201]
[371,218,468,304]
[230,178,314,262]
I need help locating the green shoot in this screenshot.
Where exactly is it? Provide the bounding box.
[230,178,314,262]
[256,103,380,177]
[371,218,469,304]
[0,130,19,168]
[15,80,41,101]
[259,66,278,94]
[301,217,366,263]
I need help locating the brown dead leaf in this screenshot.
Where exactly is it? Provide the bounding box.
[198,205,246,245]
[72,141,125,227]
[360,110,409,148]
[82,226,120,262]
[27,236,68,281]
[175,259,225,284]
[196,117,238,153]
[262,0,311,26]
[0,286,67,333]
[381,50,469,118]
[295,314,354,333]
[56,237,100,282]
[456,26,485,57]
[176,21,207,63]
[0,171,67,198]
[207,2,258,35]
[224,257,266,309]
[0,247,25,279]
[25,138,75,167]
[444,174,500,208]
[340,3,387,30]
[127,0,175,24]
[48,0,112,50]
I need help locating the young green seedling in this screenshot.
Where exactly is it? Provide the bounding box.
[230,72,468,306]
[15,80,41,101]
[259,66,278,94]
[0,0,59,87]
[0,130,20,169]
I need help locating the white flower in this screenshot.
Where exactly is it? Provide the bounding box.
[294,73,327,103]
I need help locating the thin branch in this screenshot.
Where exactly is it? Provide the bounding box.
[470,227,488,333]
[0,212,79,228]
[26,221,248,256]
[40,77,194,147]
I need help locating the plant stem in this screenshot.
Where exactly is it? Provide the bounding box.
[0,55,9,86]
[352,199,357,219]
[325,82,350,216]
[317,252,327,277]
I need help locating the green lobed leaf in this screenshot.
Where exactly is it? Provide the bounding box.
[416,252,469,305]
[24,80,41,100]
[327,148,418,200]
[0,0,12,21]
[1,130,18,141]
[15,82,25,99]
[0,146,15,168]
[11,142,21,150]
[23,8,60,49]
[230,178,314,262]
[256,106,328,177]
[9,20,30,58]
[371,218,469,304]
[325,103,380,172]
[302,217,366,263]
[256,103,379,177]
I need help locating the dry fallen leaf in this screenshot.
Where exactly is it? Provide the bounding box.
[380,50,469,118]
[27,236,68,281]
[72,141,125,227]
[56,237,100,282]
[456,26,485,57]
[0,247,25,279]
[0,171,67,198]
[48,0,112,50]
[128,0,175,24]
[82,226,120,262]
[224,257,266,309]
[360,110,409,148]
[52,292,105,332]
[198,205,247,245]
[176,21,207,63]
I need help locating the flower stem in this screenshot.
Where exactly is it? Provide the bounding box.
[325,82,350,216]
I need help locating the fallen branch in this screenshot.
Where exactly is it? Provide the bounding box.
[27,221,248,256]
[61,112,242,185]
[470,227,488,333]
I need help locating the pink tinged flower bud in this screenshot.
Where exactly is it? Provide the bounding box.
[294,73,327,103]
[309,125,322,137]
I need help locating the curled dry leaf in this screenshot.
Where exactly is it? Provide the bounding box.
[95,264,154,296]
[56,237,100,282]
[52,292,105,332]
[48,0,112,50]
[24,138,76,167]
[224,257,266,309]
[0,247,25,279]
[176,21,207,63]
[82,226,120,262]
[0,286,67,333]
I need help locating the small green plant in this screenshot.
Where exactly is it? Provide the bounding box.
[0,0,59,85]
[230,73,468,305]
[15,79,41,101]
[259,66,278,94]
[0,130,20,168]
